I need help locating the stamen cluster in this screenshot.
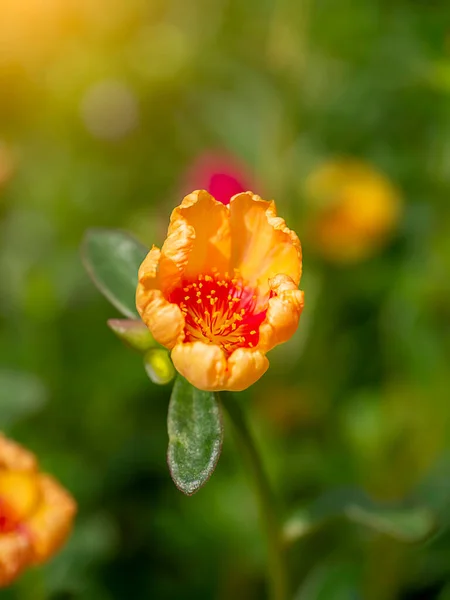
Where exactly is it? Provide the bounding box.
[169,270,267,356]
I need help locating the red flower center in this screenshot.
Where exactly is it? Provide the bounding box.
[169,271,268,356]
[0,497,20,534]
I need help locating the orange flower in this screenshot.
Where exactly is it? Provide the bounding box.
[0,434,76,587]
[136,190,304,391]
[305,159,402,263]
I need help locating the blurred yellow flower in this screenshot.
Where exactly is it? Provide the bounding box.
[0,434,76,587]
[305,159,402,263]
[136,190,304,391]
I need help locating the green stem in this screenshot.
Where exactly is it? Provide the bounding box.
[221,393,288,600]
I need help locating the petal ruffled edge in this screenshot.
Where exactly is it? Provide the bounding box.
[158,190,231,293]
[171,342,226,391]
[265,200,303,286]
[229,192,302,290]
[225,348,269,391]
[258,274,305,353]
[171,342,269,392]
[136,246,185,349]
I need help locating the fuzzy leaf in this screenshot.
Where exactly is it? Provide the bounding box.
[167,376,223,495]
[82,228,148,318]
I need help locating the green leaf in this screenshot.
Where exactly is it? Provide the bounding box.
[0,370,47,429]
[294,563,362,600]
[107,318,156,353]
[344,504,435,543]
[284,487,436,544]
[82,228,148,319]
[167,376,223,495]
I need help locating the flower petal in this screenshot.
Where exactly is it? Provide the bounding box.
[171,342,227,391]
[258,274,305,352]
[224,349,269,391]
[137,289,185,349]
[159,190,231,293]
[136,246,185,348]
[0,434,37,472]
[171,343,269,392]
[137,244,161,287]
[0,533,31,587]
[229,192,302,292]
[0,471,41,521]
[26,474,76,564]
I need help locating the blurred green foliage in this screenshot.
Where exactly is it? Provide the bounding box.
[1,0,450,598]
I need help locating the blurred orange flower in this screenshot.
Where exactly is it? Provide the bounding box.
[136,190,304,391]
[305,159,402,263]
[0,434,76,587]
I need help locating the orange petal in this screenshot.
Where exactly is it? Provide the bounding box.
[137,289,184,349]
[158,190,231,294]
[0,434,37,472]
[26,474,76,564]
[137,245,161,287]
[136,246,185,349]
[258,274,305,352]
[0,471,41,522]
[0,533,32,587]
[171,342,269,392]
[229,192,302,293]
[224,349,269,391]
[171,342,227,391]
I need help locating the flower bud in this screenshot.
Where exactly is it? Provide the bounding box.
[107,319,156,353]
[143,349,176,385]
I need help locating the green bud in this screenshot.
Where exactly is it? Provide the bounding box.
[144,349,176,385]
[107,319,155,353]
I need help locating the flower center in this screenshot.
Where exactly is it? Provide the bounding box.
[169,271,268,357]
[0,498,20,533]
[0,471,40,533]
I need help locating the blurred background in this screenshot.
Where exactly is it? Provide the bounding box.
[1,0,450,598]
